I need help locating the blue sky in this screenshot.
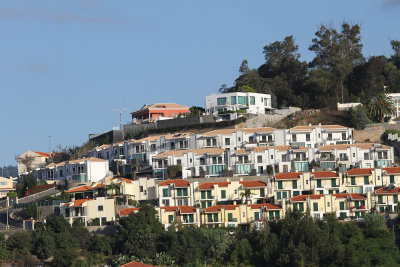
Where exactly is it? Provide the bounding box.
[0,0,399,166]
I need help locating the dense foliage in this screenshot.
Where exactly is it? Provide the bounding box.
[221,23,400,110]
[2,206,400,266]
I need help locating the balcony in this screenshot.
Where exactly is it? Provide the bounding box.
[320,155,335,162]
[72,173,87,183]
[338,156,349,161]
[293,157,308,162]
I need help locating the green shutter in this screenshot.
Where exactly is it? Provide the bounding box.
[351,177,356,185]
[163,188,169,197]
[201,191,205,199]
[277,192,281,199]
[282,191,287,198]
[340,201,345,210]
[378,196,383,204]
[278,181,282,189]
[269,211,274,219]
[331,179,336,187]
[292,180,297,189]
[207,191,212,199]
[317,180,321,188]
[313,202,318,211]
[275,211,280,219]
[207,214,213,222]
[213,213,218,222]
[254,212,259,220]
[394,195,398,203]
[228,213,233,222]
[293,191,299,196]
[168,215,174,223]
[299,203,304,211]
[189,214,194,223]
[221,190,226,199]
[177,188,182,196]
[183,188,188,196]
[390,175,395,184]
[201,202,206,209]
[364,176,369,185]
[231,96,237,104]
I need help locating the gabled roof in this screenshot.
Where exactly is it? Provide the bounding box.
[319,143,390,151]
[112,177,133,184]
[154,148,224,158]
[375,187,400,194]
[347,168,374,176]
[67,185,93,193]
[275,172,302,180]
[333,193,367,200]
[291,194,323,202]
[120,260,156,267]
[239,180,267,188]
[120,207,140,216]
[383,167,400,175]
[159,179,190,187]
[312,171,338,179]
[63,198,91,207]
[205,205,238,213]
[161,206,196,214]
[248,203,281,210]
[33,151,50,157]
[199,182,230,190]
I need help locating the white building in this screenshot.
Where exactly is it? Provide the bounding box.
[205,92,272,116]
[388,93,400,118]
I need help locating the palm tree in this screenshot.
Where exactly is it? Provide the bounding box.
[369,92,396,122]
[240,189,253,204]
[105,182,121,197]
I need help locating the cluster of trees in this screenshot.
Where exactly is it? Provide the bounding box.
[221,23,400,110]
[2,205,400,266]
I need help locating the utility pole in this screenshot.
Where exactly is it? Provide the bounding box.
[6,196,9,230]
[113,99,128,131]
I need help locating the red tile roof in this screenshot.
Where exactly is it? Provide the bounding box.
[113,177,133,184]
[248,203,282,210]
[66,185,93,193]
[159,179,190,187]
[291,194,323,202]
[383,167,400,174]
[120,261,156,267]
[199,182,230,190]
[161,206,196,214]
[33,151,50,157]
[275,172,302,180]
[205,205,238,213]
[375,187,400,194]
[120,207,140,216]
[239,180,267,188]
[347,168,374,176]
[63,199,91,207]
[312,171,338,179]
[333,193,367,200]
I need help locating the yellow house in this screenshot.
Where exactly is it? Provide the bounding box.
[198,181,231,208]
[382,167,400,187]
[61,197,115,226]
[374,186,400,213]
[274,172,304,201]
[331,193,370,218]
[290,194,326,219]
[346,168,374,193]
[238,180,267,204]
[0,177,15,198]
[159,206,200,229]
[246,203,283,221]
[311,171,341,195]
[202,205,240,228]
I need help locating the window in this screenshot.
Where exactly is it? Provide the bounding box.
[257,155,262,163]
[351,177,356,185]
[306,134,310,141]
[331,179,336,187]
[228,213,233,221]
[214,213,218,222]
[213,139,217,146]
[200,158,205,165]
[364,153,369,160]
[292,134,297,142]
[378,196,383,204]
[292,181,297,189]
[250,96,255,105]
[340,202,345,210]
[270,155,274,160]
[282,191,287,198]
[231,96,237,104]
[342,133,346,140]
[278,181,282,189]
[217,97,226,105]
[313,203,318,211]
[277,192,281,199]
[238,96,246,105]
[317,180,321,188]
[394,195,398,203]
[162,199,170,206]
[98,205,103,211]
[151,144,156,151]
[221,190,226,199]
[299,203,304,211]
[238,137,241,142]
[264,98,269,106]
[327,202,330,207]
[207,191,212,199]
[170,142,175,150]
[140,186,143,192]
[328,133,332,141]
[254,212,259,220]
[168,215,174,223]
[190,158,192,163]
[163,188,169,197]
[390,175,395,184]
[212,157,217,164]
[177,159,182,165]
[364,176,369,185]
[206,139,211,147]
[353,153,355,157]
[225,138,230,146]
[201,201,206,208]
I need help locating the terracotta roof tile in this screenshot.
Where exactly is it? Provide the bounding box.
[375,187,400,194]
[347,168,374,176]
[333,193,367,200]
[67,185,93,193]
[291,194,324,202]
[159,179,190,187]
[383,167,400,174]
[64,199,91,207]
[199,182,231,190]
[161,206,196,213]
[205,205,238,213]
[239,180,267,188]
[120,260,156,267]
[248,203,281,210]
[312,171,338,179]
[290,124,348,132]
[319,143,390,151]
[120,207,140,216]
[113,177,133,184]
[33,151,50,157]
[275,172,302,180]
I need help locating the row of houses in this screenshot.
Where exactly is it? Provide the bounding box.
[59,167,400,227]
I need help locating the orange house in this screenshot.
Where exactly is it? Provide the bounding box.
[131,103,190,123]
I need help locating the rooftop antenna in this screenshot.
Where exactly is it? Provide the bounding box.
[113,99,128,130]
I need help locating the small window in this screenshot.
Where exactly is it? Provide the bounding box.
[140,186,143,192]
[225,138,230,146]
[177,159,182,165]
[270,155,273,160]
[98,205,104,211]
